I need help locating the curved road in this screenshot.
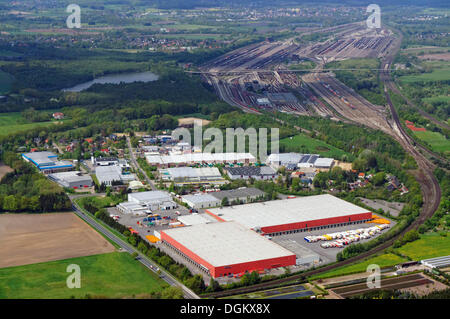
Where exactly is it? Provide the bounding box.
[71,201,199,299]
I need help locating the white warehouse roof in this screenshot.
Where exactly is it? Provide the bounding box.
[313,158,334,168]
[147,152,256,165]
[178,213,214,226]
[206,194,370,229]
[161,221,294,267]
[182,193,220,204]
[128,190,172,203]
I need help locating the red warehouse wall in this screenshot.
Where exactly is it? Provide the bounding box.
[160,231,215,273]
[260,212,372,234]
[212,255,296,278]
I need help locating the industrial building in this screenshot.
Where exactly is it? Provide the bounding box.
[226,166,277,180]
[313,158,334,168]
[160,221,296,278]
[210,187,265,204]
[205,194,372,235]
[91,157,119,166]
[421,255,450,269]
[117,190,176,214]
[266,153,335,169]
[181,194,221,209]
[159,167,224,184]
[177,213,216,226]
[22,151,74,173]
[146,152,256,167]
[95,165,136,186]
[47,171,93,189]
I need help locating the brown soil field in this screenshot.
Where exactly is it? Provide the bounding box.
[418,53,450,61]
[0,163,13,180]
[0,213,115,268]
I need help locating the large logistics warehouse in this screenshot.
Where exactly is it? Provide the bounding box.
[205,194,372,235]
[161,222,296,278]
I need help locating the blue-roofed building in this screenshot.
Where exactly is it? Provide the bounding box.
[22,151,74,173]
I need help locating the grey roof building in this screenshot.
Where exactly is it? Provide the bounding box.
[95,165,136,186]
[182,194,221,209]
[48,171,93,189]
[226,166,277,180]
[211,187,265,204]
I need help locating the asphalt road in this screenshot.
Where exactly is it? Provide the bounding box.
[126,136,157,190]
[71,201,199,299]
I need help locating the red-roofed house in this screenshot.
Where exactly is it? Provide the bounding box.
[52,112,64,120]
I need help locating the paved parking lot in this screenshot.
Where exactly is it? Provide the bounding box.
[358,197,404,217]
[272,219,396,264]
[107,204,191,237]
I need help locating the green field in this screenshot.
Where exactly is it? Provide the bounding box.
[280,134,352,159]
[311,232,450,280]
[0,252,168,299]
[0,70,14,94]
[396,232,450,260]
[422,96,450,104]
[310,253,407,280]
[0,112,54,137]
[412,130,450,156]
[400,61,450,83]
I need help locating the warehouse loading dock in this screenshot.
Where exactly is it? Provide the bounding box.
[205,194,372,235]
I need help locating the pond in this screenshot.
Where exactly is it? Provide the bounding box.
[62,71,159,92]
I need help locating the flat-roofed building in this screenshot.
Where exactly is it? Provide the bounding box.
[146,152,256,167]
[266,153,335,169]
[226,166,277,180]
[211,187,265,204]
[95,166,136,186]
[160,221,296,278]
[117,190,176,214]
[22,151,73,173]
[177,213,216,226]
[160,167,224,185]
[313,157,334,169]
[181,194,221,209]
[266,153,304,168]
[92,157,119,166]
[48,171,93,189]
[205,194,372,235]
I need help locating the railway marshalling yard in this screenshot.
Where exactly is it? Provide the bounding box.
[199,22,397,122]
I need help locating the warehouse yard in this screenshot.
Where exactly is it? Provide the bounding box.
[0,213,115,268]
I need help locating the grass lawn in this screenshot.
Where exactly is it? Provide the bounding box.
[0,112,54,137]
[422,96,450,104]
[412,130,450,156]
[280,134,352,159]
[400,61,450,83]
[0,70,14,94]
[0,252,168,299]
[396,232,450,261]
[310,253,407,280]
